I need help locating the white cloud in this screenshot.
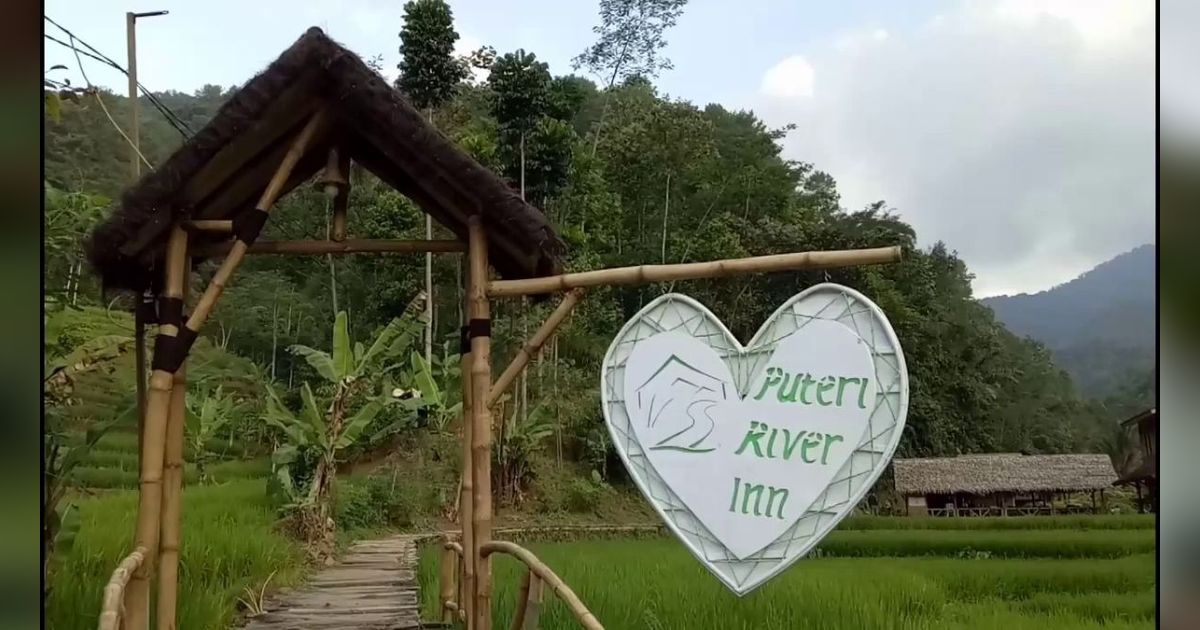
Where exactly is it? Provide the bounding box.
[756,0,1154,296]
[761,55,815,100]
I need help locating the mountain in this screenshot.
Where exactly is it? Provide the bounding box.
[983,245,1156,399]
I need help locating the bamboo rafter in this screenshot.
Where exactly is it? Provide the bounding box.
[191,238,466,257]
[185,219,233,233]
[487,246,903,297]
[98,546,148,630]
[481,541,604,630]
[488,289,583,407]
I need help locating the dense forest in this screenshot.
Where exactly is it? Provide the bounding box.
[44,0,1151,489]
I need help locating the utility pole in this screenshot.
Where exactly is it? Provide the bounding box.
[126,10,168,179]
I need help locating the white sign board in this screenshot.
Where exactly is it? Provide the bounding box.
[601,283,908,595]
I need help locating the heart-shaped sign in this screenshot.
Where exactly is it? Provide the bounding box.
[601,283,908,595]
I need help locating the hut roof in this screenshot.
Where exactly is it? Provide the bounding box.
[1120,407,1157,429]
[87,27,564,293]
[893,453,1117,495]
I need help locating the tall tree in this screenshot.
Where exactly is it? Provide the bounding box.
[396,0,470,365]
[573,0,689,155]
[488,49,551,200]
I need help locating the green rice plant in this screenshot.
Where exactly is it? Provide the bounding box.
[45,479,306,630]
[818,529,1155,559]
[840,514,1155,531]
[418,540,1155,630]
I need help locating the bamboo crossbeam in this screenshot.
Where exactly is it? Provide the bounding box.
[481,541,603,630]
[468,216,494,630]
[191,238,466,257]
[156,249,190,630]
[185,219,233,232]
[125,227,189,630]
[98,546,147,630]
[487,246,904,297]
[489,289,583,407]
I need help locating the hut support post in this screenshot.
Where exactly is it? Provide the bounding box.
[468,215,494,630]
[156,244,191,630]
[125,226,189,630]
[488,289,583,407]
[122,110,323,630]
[459,275,476,629]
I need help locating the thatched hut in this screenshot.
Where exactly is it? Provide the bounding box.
[893,453,1118,516]
[1115,408,1157,513]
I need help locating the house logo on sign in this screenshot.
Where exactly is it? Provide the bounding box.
[602,284,908,594]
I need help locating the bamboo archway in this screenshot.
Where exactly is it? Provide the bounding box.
[96,107,901,630]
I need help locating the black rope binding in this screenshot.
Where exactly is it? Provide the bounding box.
[156,297,185,328]
[232,209,269,245]
[151,327,199,374]
[468,318,491,340]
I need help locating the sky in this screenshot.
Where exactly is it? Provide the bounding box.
[44,0,1154,297]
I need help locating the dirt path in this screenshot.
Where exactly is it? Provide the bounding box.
[243,534,423,629]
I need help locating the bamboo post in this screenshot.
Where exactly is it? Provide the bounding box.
[134,296,147,466]
[488,289,583,407]
[125,227,189,630]
[509,570,532,630]
[440,537,457,624]
[523,575,544,630]
[468,215,494,630]
[487,246,903,297]
[156,243,190,630]
[460,270,476,629]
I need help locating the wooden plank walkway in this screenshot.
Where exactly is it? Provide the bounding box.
[243,534,423,629]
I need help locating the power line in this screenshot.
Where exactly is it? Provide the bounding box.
[43,16,194,138]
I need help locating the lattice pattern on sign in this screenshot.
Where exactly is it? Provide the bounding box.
[601,283,909,595]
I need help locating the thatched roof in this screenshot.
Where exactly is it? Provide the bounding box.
[1121,407,1157,430]
[893,453,1117,495]
[87,27,564,293]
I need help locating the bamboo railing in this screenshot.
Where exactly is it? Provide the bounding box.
[480,541,604,630]
[97,547,148,630]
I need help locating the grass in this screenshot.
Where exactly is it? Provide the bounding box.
[45,479,306,630]
[419,540,1155,629]
[838,514,1155,530]
[68,458,271,489]
[816,528,1155,558]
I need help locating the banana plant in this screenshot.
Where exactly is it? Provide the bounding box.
[265,307,422,550]
[185,385,238,484]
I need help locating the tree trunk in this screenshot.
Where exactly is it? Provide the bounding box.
[425,107,435,367]
[661,173,671,263]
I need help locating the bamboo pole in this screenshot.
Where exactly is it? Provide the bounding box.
[191,238,466,257]
[98,546,147,630]
[460,273,476,629]
[125,227,189,630]
[488,289,583,407]
[156,243,190,630]
[440,537,457,624]
[487,246,903,297]
[185,219,233,232]
[509,570,532,630]
[524,576,544,630]
[480,541,603,630]
[184,110,326,330]
[468,215,494,630]
[134,297,147,467]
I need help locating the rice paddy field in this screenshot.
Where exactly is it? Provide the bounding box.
[419,516,1156,630]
